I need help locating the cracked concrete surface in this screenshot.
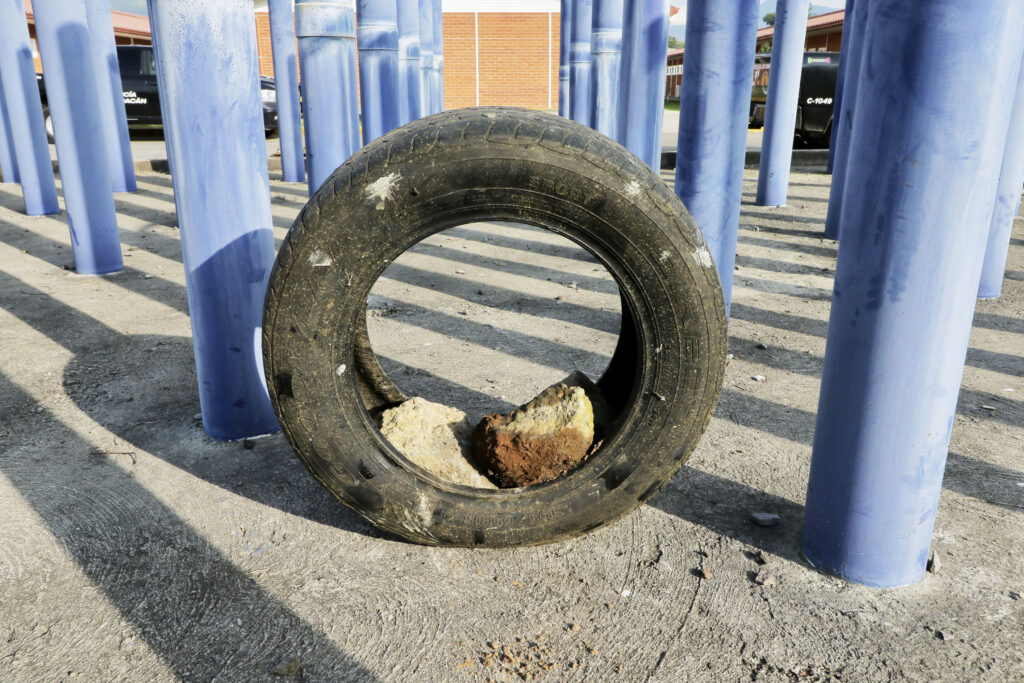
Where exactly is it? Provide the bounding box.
[0,166,1021,681]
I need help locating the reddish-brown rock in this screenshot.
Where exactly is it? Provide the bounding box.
[473,384,595,488]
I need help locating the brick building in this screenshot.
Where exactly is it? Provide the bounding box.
[666,48,684,100]
[666,9,845,99]
[755,9,845,53]
[255,0,562,110]
[23,0,152,74]
[20,0,576,112]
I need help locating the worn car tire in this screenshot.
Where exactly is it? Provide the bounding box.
[263,107,727,547]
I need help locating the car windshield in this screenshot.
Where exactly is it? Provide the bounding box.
[140,49,157,76]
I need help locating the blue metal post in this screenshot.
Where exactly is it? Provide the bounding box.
[85,0,136,193]
[33,0,123,275]
[0,81,17,183]
[0,0,58,215]
[357,0,401,144]
[589,0,623,139]
[569,0,593,126]
[268,0,306,184]
[431,0,444,113]
[146,0,279,441]
[823,0,867,239]
[617,0,669,169]
[0,81,19,183]
[295,0,361,196]
[755,0,809,206]
[559,0,573,117]
[396,0,422,124]
[418,0,434,116]
[826,0,854,174]
[802,0,1024,588]
[978,48,1024,299]
[674,0,758,314]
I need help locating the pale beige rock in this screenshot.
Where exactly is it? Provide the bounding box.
[379,397,497,489]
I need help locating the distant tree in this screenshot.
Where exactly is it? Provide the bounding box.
[668,36,684,49]
[763,12,775,26]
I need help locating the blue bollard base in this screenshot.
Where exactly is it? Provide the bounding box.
[203,423,281,443]
[802,543,925,589]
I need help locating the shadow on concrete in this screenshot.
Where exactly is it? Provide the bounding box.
[737,232,837,259]
[742,210,827,227]
[0,269,376,678]
[0,267,377,541]
[646,467,807,565]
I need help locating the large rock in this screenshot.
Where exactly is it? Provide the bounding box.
[379,397,497,489]
[556,370,616,440]
[473,384,595,488]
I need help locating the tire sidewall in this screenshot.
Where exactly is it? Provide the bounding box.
[265,109,726,546]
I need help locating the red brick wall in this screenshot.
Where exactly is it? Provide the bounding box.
[477,13,556,109]
[443,13,477,109]
[255,12,275,77]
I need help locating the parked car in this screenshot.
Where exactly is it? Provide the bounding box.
[37,45,278,141]
[749,51,840,148]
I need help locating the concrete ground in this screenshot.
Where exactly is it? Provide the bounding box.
[46,132,282,164]
[0,159,1021,681]
[662,109,764,152]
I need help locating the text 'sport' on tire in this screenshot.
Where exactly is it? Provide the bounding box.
[263,107,727,547]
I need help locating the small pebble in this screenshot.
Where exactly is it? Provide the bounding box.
[934,630,946,641]
[1009,591,1020,600]
[981,405,996,411]
[754,549,768,565]
[751,375,767,383]
[753,569,775,586]
[756,343,769,350]
[242,439,255,450]
[698,568,712,580]
[193,413,202,421]
[926,549,941,574]
[144,274,155,280]
[271,657,302,677]
[750,512,780,527]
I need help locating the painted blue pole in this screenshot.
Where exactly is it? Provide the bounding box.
[0,0,58,215]
[295,0,361,196]
[357,0,401,144]
[146,0,279,441]
[396,0,422,124]
[823,0,867,239]
[559,0,573,117]
[85,0,136,193]
[431,0,444,113]
[268,0,306,184]
[802,0,1024,588]
[755,0,809,206]
[418,0,434,116]
[826,0,854,175]
[33,0,123,275]
[568,0,593,126]
[0,81,19,183]
[589,0,623,139]
[617,0,669,169]
[674,0,758,315]
[978,47,1024,299]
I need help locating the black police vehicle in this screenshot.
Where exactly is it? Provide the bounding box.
[749,51,840,148]
[37,45,279,141]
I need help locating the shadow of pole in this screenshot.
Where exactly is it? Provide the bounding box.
[0,374,377,680]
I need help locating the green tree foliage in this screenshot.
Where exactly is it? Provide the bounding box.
[668,36,684,49]
[763,12,775,26]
